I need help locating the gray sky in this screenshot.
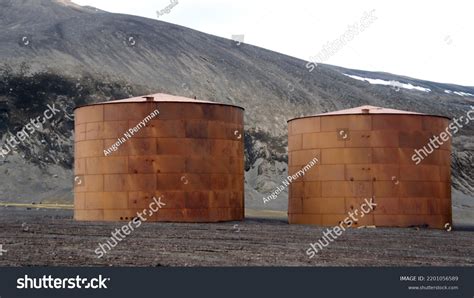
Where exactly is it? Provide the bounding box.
[73,0,474,86]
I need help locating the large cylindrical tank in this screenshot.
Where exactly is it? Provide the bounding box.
[74,93,244,222]
[287,105,452,229]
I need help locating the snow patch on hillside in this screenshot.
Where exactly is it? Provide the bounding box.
[344,74,431,92]
[444,90,474,97]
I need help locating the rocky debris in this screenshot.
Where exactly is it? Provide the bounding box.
[0,208,473,266]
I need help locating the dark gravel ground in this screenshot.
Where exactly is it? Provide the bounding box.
[0,207,473,267]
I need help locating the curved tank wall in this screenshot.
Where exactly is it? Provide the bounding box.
[74,93,244,222]
[287,105,452,229]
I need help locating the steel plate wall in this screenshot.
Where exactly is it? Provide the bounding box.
[74,101,244,222]
[287,114,452,229]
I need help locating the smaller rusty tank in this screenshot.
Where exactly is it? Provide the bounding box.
[287,105,452,229]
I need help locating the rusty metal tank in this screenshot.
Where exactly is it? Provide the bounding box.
[74,93,244,222]
[287,105,452,229]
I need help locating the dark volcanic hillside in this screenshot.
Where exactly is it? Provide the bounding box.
[0,0,473,221]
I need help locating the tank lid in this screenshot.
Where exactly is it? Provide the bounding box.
[288,105,450,121]
[75,93,244,110]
